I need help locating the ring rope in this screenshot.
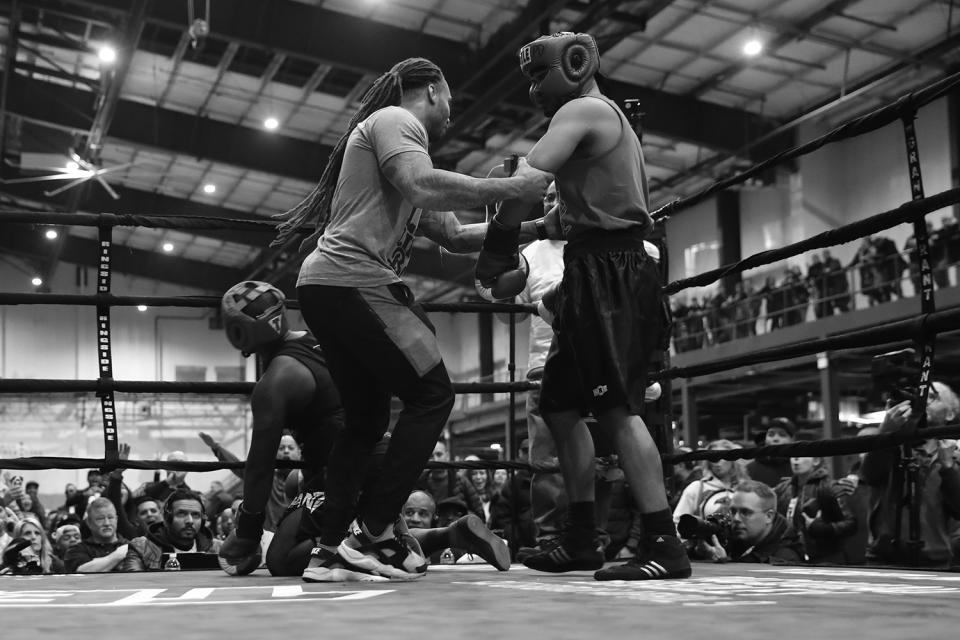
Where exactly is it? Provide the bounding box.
[652,68,960,221]
[2,421,958,472]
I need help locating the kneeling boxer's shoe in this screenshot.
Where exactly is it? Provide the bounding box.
[338,518,428,581]
[523,528,604,573]
[302,544,387,583]
[448,514,511,571]
[218,506,265,576]
[593,534,691,581]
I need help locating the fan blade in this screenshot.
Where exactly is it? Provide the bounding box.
[94,174,120,200]
[43,176,92,197]
[0,173,91,184]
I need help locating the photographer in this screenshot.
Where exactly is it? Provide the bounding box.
[691,480,804,564]
[860,380,960,567]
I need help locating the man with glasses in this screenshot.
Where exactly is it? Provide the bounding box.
[64,497,128,572]
[695,480,804,564]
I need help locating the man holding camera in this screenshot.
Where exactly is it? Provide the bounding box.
[859,380,960,567]
[692,480,804,564]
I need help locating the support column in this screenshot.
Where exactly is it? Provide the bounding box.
[717,190,742,295]
[819,351,840,477]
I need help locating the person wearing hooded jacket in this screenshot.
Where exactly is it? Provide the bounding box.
[122,488,221,571]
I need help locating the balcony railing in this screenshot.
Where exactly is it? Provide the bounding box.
[671,251,959,353]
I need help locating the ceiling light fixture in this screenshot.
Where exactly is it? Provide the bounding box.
[98,45,117,63]
[137,305,148,312]
[743,39,763,57]
[45,229,58,240]
[263,117,279,130]
[203,183,216,194]
[31,277,43,287]
[162,242,174,252]
[65,161,80,171]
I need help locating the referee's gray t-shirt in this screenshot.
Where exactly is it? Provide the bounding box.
[298,106,428,288]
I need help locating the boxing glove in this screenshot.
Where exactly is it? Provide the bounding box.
[476,254,529,302]
[476,218,521,287]
[218,505,264,576]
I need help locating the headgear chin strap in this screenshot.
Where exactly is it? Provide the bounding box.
[519,32,600,117]
[221,281,288,357]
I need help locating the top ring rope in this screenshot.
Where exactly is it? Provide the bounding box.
[0,211,280,232]
[662,186,960,296]
[2,421,958,472]
[651,68,960,222]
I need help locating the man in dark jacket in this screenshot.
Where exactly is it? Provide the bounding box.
[122,488,220,571]
[697,480,805,564]
[775,454,857,564]
[746,418,796,487]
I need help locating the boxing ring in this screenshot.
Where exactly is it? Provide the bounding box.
[3,66,960,638]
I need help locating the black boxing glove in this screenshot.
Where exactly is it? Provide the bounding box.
[218,505,264,576]
[476,254,529,302]
[476,218,522,288]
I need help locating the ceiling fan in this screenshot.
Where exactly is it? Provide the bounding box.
[0,150,140,200]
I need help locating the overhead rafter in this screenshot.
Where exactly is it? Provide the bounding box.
[34,0,785,158]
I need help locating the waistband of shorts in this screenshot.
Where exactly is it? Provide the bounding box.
[564,227,649,260]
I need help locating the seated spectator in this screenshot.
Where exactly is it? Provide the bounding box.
[217,508,236,540]
[1,537,41,575]
[746,418,796,486]
[666,447,702,511]
[51,522,83,561]
[774,447,857,564]
[11,515,63,574]
[64,497,128,573]
[694,480,804,564]
[673,439,742,524]
[860,381,960,567]
[0,505,18,551]
[123,489,221,571]
[488,468,536,555]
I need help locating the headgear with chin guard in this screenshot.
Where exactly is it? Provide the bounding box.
[221,281,288,357]
[519,32,600,117]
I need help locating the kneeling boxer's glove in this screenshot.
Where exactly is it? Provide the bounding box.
[476,218,521,287]
[218,505,265,576]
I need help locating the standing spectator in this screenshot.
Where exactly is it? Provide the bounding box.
[860,382,960,567]
[775,451,857,564]
[850,236,880,306]
[872,234,906,301]
[822,250,850,314]
[138,452,193,503]
[746,418,796,486]
[806,255,828,319]
[64,498,128,573]
[730,283,753,339]
[23,481,46,523]
[783,267,809,326]
[759,276,783,331]
[123,489,221,571]
[414,441,484,520]
[11,516,63,574]
[666,447,703,511]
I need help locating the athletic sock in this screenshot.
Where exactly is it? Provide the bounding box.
[640,508,677,538]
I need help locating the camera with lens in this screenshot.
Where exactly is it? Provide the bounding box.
[677,512,732,547]
[871,348,920,404]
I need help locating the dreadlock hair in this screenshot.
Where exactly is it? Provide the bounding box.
[271,57,445,250]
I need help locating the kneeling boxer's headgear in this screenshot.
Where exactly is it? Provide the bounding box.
[519,32,600,117]
[221,281,288,357]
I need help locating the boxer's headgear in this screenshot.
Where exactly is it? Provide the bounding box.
[221,281,288,356]
[519,32,600,117]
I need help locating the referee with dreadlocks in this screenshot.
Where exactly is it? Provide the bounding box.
[271,57,555,582]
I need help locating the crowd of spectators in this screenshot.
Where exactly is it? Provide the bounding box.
[672,213,960,353]
[3,379,959,573]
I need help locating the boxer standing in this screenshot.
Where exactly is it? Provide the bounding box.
[477,33,691,581]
